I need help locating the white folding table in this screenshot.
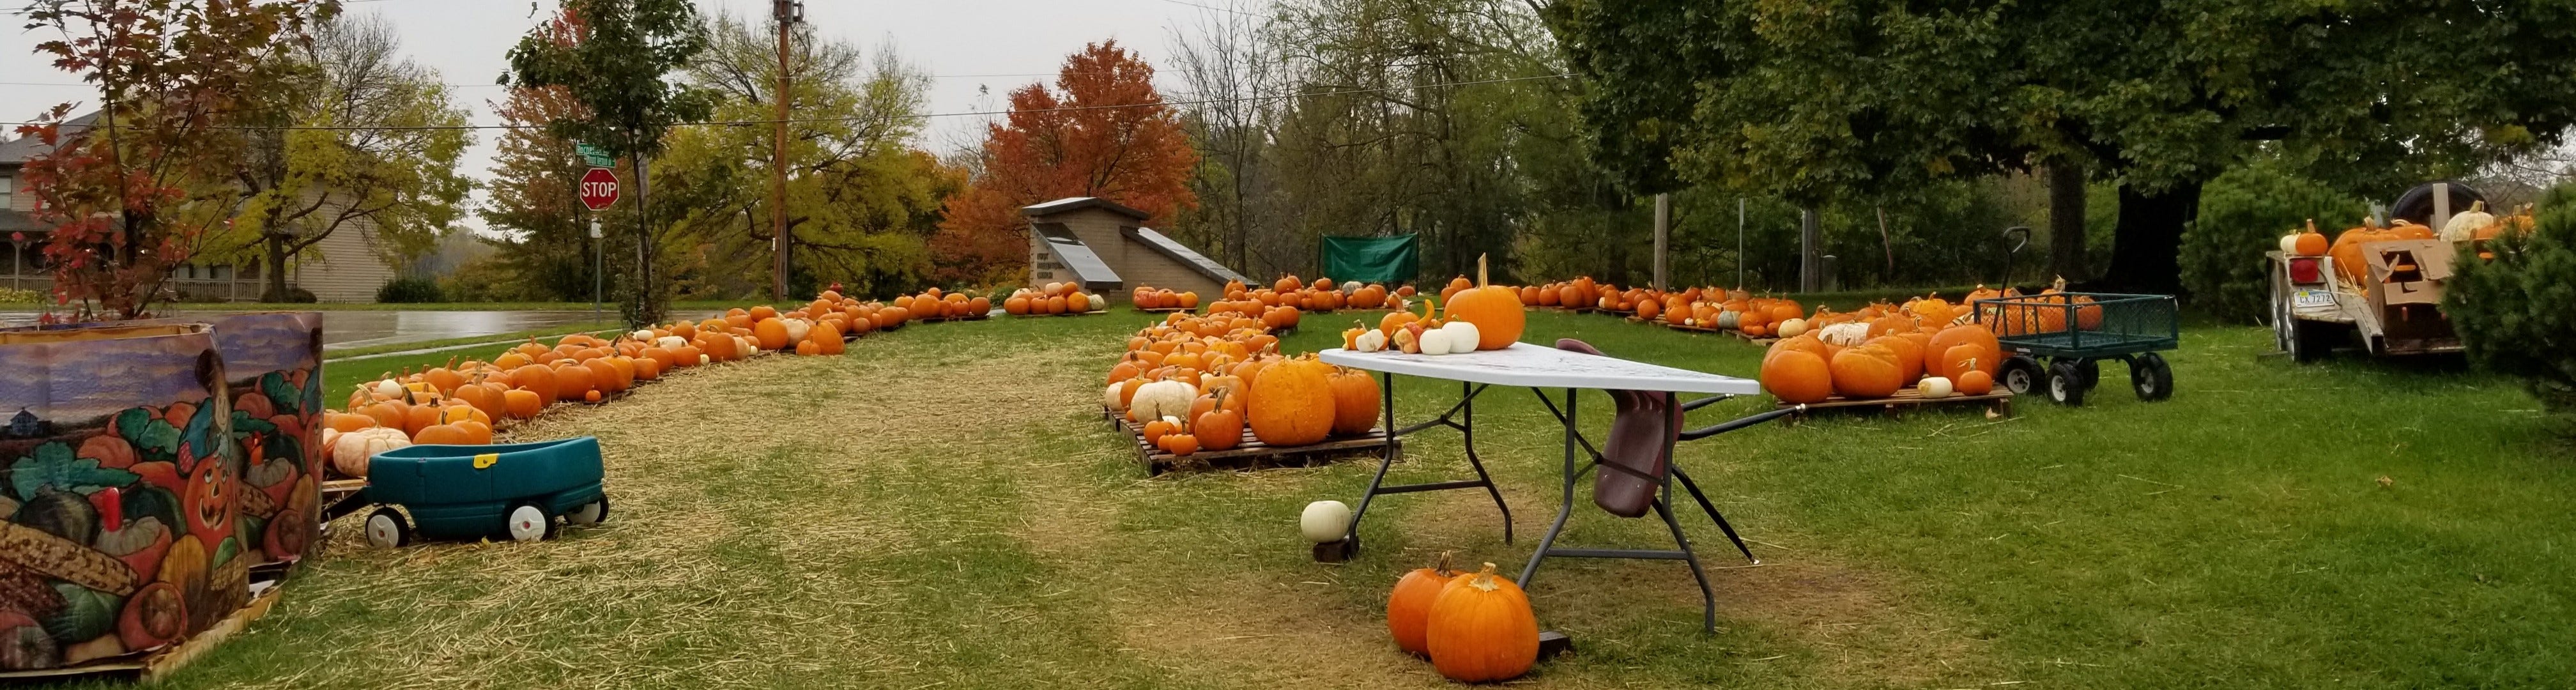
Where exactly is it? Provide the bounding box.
[1317,341,1797,632]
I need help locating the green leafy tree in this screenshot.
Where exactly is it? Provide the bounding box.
[16,0,337,319]
[2180,159,2366,323]
[2446,184,2576,417]
[503,0,715,326]
[220,13,473,302]
[1550,0,2576,295]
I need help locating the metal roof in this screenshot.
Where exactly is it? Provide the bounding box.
[1020,196,1150,220]
[1035,225,1124,291]
[0,111,100,165]
[1124,226,1250,284]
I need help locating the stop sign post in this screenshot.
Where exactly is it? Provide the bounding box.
[579,167,620,211]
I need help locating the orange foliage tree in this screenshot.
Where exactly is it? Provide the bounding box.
[932,40,1198,284]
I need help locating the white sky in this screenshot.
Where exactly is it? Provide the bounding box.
[1,0,1245,232]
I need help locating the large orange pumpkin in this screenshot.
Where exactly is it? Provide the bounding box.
[1828,344,1906,399]
[1423,562,1540,683]
[554,362,598,402]
[1386,554,1459,656]
[1926,325,2000,376]
[1866,335,1924,386]
[753,319,791,350]
[1248,356,1335,447]
[1328,367,1381,436]
[1443,257,1526,350]
[1760,348,1834,404]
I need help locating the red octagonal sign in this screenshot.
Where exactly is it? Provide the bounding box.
[578,167,620,211]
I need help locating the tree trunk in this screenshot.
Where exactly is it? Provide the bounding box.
[2104,179,2202,295]
[2046,162,2088,280]
[261,235,292,302]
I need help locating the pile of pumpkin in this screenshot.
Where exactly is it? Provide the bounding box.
[1003,282,1103,316]
[1105,312,1381,457]
[1342,258,1526,355]
[2279,206,2536,289]
[1517,277,1604,310]
[1759,305,2005,403]
[887,287,993,321]
[1129,285,1202,310]
[1226,275,1402,314]
[1629,288,1809,337]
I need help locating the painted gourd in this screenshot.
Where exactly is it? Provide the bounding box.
[1424,562,1540,683]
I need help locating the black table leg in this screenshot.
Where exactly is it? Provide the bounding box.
[1322,374,1511,562]
[1459,379,1513,545]
[1520,387,1579,586]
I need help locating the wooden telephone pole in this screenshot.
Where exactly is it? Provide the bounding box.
[770,0,804,302]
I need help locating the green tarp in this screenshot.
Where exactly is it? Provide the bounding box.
[1319,234,1418,284]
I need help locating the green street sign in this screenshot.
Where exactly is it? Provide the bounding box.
[576,142,614,168]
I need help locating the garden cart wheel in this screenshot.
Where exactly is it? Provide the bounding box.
[2046,361,2089,406]
[2000,355,2044,395]
[2131,353,2174,401]
[567,494,610,526]
[505,503,553,542]
[364,507,411,549]
[2071,358,2101,389]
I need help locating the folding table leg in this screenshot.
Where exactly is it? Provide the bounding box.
[1653,496,1717,633]
[1324,372,1406,562]
[1457,379,1514,545]
[1519,388,1580,586]
[1671,466,1757,564]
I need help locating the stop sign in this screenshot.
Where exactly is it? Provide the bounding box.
[578,167,620,211]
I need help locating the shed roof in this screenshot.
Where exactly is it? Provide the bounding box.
[1124,226,1249,285]
[1021,196,1150,221]
[1034,223,1124,291]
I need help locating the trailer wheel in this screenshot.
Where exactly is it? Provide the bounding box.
[2131,353,2174,401]
[505,503,553,542]
[364,507,410,549]
[2001,356,2044,395]
[2046,361,2089,406]
[567,494,609,526]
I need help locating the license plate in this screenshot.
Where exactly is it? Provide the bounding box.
[2292,289,2334,309]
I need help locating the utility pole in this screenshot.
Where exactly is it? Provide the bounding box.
[1651,193,1669,291]
[770,0,804,302]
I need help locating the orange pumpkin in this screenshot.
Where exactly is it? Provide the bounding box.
[753,319,791,350]
[325,411,379,433]
[413,423,477,445]
[502,388,542,419]
[1866,335,1925,386]
[1828,344,1906,399]
[1248,355,1335,447]
[1760,348,1834,404]
[1328,367,1381,436]
[1193,398,1244,452]
[1926,325,2001,376]
[1956,369,1995,395]
[554,362,597,402]
[1423,562,1539,683]
[1442,257,1524,350]
[1386,553,1459,656]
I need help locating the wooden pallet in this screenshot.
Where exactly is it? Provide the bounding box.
[1781,388,2013,417]
[1136,306,1195,314]
[1013,309,1112,318]
[1103,408,1396,475]
[0,580,284,682]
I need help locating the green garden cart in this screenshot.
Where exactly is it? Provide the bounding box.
[324,436,611,547]
[1971,292,2181,406]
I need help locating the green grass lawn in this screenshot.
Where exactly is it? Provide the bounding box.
[133,308,2569,689]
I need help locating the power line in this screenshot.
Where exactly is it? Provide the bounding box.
[1,73,1571,132]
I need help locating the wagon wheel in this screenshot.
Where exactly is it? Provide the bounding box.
[2046,361,2089,406]
[364,507,411,549]
[504,503,554,542]
[2131,353,2175,401]
[2000,355,2044,395]
[567,494,610,526]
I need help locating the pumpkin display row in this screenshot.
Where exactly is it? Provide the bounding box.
[1103,313,1383,456]
[1761,315,2006,403]
[319,289,986,473]
[1338,256,1527,354]
[1002,282,1105,316]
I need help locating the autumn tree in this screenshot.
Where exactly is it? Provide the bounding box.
[16,0,337,319]
[932,40,1198,285]
[222,13,473,302]
[654,13,954,298]
[504,0,714,326]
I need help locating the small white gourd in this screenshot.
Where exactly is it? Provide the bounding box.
[656,335,687,350]
[1917,376,1954,399]
[371,379,404,400]
[1300,500,1352,543]
[631,329,656,342]
[1417,327,1454,356]
[1441,321,1481,353]
[1354,329,1388,353]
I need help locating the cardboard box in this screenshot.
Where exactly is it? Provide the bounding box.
[2362,239,2457,344]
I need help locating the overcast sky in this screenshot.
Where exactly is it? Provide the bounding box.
[1,0,1246,232]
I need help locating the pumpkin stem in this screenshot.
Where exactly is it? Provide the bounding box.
[1434,550,1457,576]
[1476,253,1489,288]
[1468,562,1502,592]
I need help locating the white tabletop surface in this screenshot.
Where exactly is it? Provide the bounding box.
[1319,342,1763,395]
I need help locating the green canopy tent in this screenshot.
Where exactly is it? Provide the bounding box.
[1319,234,1419,285]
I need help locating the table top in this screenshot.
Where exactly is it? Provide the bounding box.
[1319,342,1763,395]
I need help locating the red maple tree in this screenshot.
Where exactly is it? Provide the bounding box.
[931,40,1199,285]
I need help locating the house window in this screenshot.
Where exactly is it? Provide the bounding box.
[0,175,13,207]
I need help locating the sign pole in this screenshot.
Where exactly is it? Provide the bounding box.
[590,219,604,325]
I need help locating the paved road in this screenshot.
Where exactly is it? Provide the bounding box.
[0,309,705,351]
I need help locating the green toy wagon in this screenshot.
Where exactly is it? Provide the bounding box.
[1972,292,2181,406]
[323,436,611,547]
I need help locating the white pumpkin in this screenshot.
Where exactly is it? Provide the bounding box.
[1129,379,1200,422]
[656,335,687,350]
[1441,321,1481,353]
[1417,327,1455,356]
[2441,201,2493,242]
[1774,318,1809,339]
[631,329,656,342]
[781,318,812,345]
[1300,500,1352,543]
[1917,376,1954,399]
[1354,329,1388,353]
[371,379,404,401]
[330,427,411,478]
[1817,322,1871,347]
[1104,383,1126,411]
[2276,234,2305,255]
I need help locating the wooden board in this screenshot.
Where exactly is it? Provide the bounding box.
[1655,321,1779,345]
[1781,388,2013,416]
[1136,306,1195,314]
[1103,407,1395,475]
[0,580,283,682]
[1012,309,1112,318]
